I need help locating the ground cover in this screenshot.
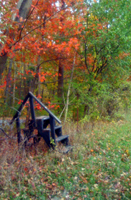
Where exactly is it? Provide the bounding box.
[0,114,131,200]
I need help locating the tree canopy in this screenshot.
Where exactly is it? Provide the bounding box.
[0,0,131,120]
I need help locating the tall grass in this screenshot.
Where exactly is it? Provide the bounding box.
[0,114,131,199]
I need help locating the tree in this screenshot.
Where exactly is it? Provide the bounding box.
[69,0,131,118]
[1,0,131,120]
[0,0,32,80]
[0,0,83,111]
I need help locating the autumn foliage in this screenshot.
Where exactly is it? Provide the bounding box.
[0,0,131,119]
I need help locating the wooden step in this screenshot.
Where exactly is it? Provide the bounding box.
[56,135,69,143]
[55,125,62,130]
[36,116,50,120]
[44,126,62,132]
[55,126,62,137]
[36,116,50,130]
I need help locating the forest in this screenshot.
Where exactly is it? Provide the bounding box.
[0,0,131,121]
[0,0,131,199]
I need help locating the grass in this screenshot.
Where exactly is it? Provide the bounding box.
[0,113,131,200]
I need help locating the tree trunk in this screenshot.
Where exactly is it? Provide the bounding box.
[58,60,64,99]
[35,56,41,97]
[4,59,13,103]
[64,56,75,121]
[57,0,65,100]
[0,51,8,80]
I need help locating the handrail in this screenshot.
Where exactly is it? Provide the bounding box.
[29,92,61,124]
[10,93,30,124]
[10,92,61,124]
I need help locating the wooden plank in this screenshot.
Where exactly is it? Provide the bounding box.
[29,96,36,127]
[10,93,30,124]
[56,135,69,143]
[29,92,61,124]
[35,116,49,120]
[16,117,21,144]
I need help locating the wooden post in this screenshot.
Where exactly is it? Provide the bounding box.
[16,116,21,144]
[50,114,56,146]
[29,96,36,127]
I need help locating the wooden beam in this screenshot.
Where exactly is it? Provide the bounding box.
[10,93,30,124]
[29,92,61,124]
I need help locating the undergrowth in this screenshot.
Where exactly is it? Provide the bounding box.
[0,113,131,199]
